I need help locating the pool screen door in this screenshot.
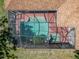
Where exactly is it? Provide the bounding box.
[9,11,75,48]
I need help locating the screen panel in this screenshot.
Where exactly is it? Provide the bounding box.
[9,11,75,49]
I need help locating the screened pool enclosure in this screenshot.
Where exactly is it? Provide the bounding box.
[9,11,75,48]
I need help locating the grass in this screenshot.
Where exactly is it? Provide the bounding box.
[15,48,75,59]
[0,0,5,16]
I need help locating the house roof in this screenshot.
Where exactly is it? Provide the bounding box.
[5,0,66,10]
[4,0,11,9]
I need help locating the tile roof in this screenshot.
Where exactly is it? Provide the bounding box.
[5,0,66,10]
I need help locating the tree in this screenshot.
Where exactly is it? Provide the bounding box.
[0,16,17,59]
[74,50,79,59]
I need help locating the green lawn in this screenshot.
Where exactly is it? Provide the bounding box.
[15,48,75,59]
[0,0,5,16]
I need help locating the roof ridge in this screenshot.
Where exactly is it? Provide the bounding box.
[5,0,12,9]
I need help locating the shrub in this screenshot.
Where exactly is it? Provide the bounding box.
[0,16,17,59]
